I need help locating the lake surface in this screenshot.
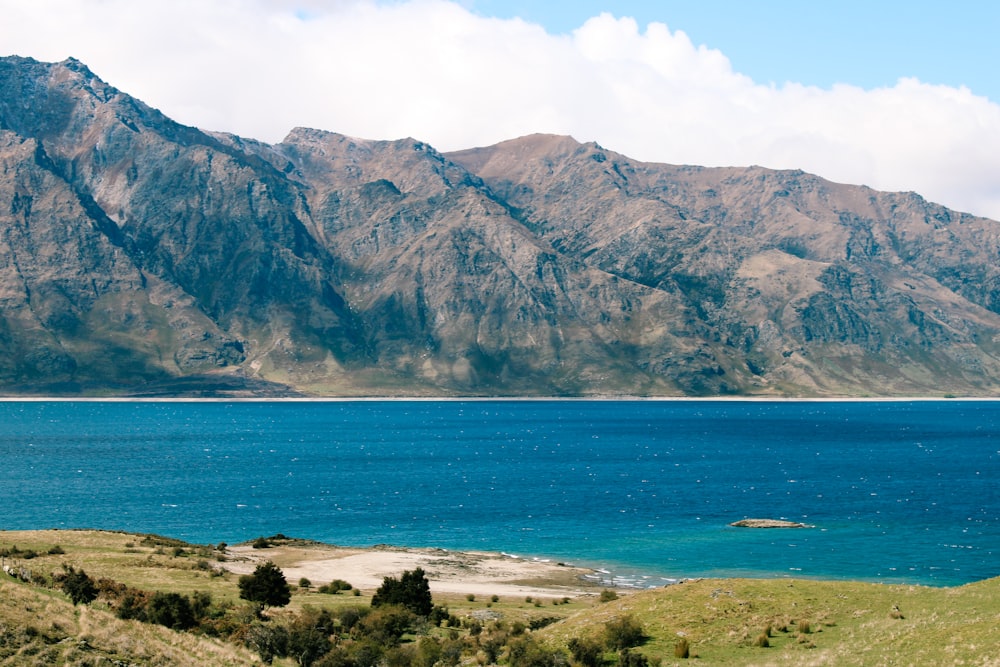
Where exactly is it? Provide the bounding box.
[1,399,997,587]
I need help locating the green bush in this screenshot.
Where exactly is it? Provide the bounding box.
[619,648,650,666]
[318,579,353,594]
[116,590,149,621]
[60,566,97,606]
[147,592,196,630]
[604,615,646,651]
[567,636,603,667]
[332,605,369,633]
[359,605,415,646]
[674,637,690,659]
[429,605,450,626]
[371,567,432,616]
[287,609,334,666]
[506,636,567,667]
[245,622,290,665]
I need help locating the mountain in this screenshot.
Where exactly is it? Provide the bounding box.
[2,56,1000,397]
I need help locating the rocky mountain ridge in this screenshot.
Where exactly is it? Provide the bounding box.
[2,56,1000,396]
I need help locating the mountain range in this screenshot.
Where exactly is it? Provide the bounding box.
[2,56,1000,397]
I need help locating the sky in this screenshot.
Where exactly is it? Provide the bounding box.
[2,0,999,220]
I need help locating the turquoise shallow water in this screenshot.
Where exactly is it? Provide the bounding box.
[1,399,997,586]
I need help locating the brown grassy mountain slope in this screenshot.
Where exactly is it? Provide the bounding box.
[2,57,1000,396]
[449,135,1000,395]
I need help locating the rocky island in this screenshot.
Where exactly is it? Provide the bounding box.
[729,518,814,528]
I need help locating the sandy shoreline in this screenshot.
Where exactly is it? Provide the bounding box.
[222,542,613,599]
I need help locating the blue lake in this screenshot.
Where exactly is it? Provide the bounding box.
[1,399,997,587]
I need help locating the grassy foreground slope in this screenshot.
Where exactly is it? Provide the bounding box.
[0,580,256,666]
[1,530,998,665]
[541,576,1000,665]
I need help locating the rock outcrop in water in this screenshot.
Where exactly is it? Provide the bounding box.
[730,519,812,529]
[3,56,1000,396]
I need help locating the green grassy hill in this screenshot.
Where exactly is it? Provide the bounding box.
[541,576,1000,665]
[2,530,997,665]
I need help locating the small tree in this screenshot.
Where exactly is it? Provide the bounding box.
[61,566,98,606]
[239,561,291,614]
[371,567,432,616]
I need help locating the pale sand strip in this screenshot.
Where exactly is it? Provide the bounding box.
[223,544,605,599]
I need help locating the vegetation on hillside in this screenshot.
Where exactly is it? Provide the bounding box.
[1,530,997,666]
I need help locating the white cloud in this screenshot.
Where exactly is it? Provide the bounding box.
[2,0,1000,219]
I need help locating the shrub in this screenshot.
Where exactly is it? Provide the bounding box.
[318,579,353,594]
[466,593,475,602]
[754,632,770,648]
[506,636,567,667]
[371,568,432,616]
[146,592,196,630]
[191,590,213,621]
[414,636,443,667]
[333,605,369,632]
[619,648,650,666]
[604,615,646,651]
[529,617,560,631]
[287,609,334,666]
[116,590,149,621]
[428,605,450,627]
[299,577,312,589]
[491,594,500,603]
[599,589,618,603]
[360,605,416,645]
[567,636,603,667]
[245,622,290,665]
[60,566,98,606]
[252,537,271,549]
[47,544,65,555]
[674,637,690,659]
[797,619,811,634]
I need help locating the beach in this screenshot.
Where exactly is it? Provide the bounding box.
[223,542,609,599]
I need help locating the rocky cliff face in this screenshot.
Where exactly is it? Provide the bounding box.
[2,56,1000,396]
